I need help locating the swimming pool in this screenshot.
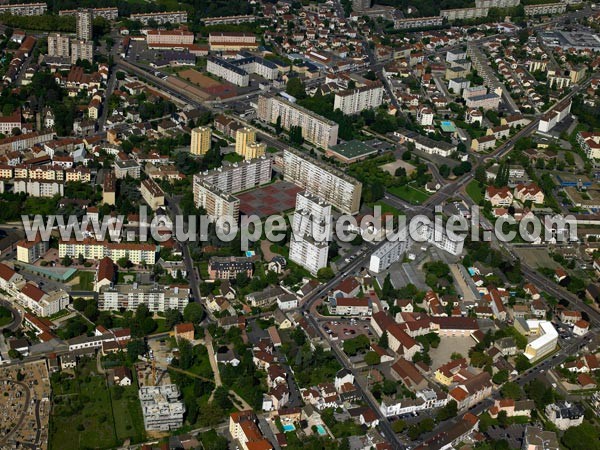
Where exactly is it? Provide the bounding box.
[282,424,296,432]
[316,424,327,436]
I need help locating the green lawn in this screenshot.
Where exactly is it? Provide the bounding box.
[110,376,146,444]
[50,360,146,450]
[466,180,485,204]
[373,200,405,216]
[50,362,118,450]
[223,153,244,163]
[387,185,430,204]
[75,271,95,290]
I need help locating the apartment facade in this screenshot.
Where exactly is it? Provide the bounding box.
[146,30,194,46]
[48,33,71,58]
[76,9,93,41]
[0,2,47,16]
[100,283,190,312]
[283,149,361,215]
[289,192,331,275]
[16,237,49,264]
[333,83,384,115]
[193,181,240,223]
[131,11,188,25]
[193,156,272,195]
[190,126,212,155]
[59,240,157,265]
[257,94,339,148]
[208,32,257,51]
[235,127,256,157]
[140,178,165,210]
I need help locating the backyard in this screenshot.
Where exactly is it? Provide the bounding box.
[49,359,145,450]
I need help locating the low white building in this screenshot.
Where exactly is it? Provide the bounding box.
[545,402,584,430]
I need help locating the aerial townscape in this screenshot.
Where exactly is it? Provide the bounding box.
[0,0,600,449]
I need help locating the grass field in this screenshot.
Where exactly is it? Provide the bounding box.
[110,379,146,444]
[373,200,405,216]
[50,360,146,450]
[50,362,117,450]
[75,271,94,290]
[387,185,429,204]
[466,180,484,204]
[270,243,289,257]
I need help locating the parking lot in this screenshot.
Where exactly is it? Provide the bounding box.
[322,319,373,342]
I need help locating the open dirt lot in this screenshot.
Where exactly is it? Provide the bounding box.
[429,336,475,370]
[178,69,222,88]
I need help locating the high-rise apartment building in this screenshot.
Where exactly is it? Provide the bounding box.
[193,181,240,223]
[257,94,339,149]
[190,126,212,155]
[71,39,93,64]
[235,127,256,157]
[289,192,331,276]
[193,157,272,195]
[76,8,93,41]
[333,82,384,115]
[245,142,266,160]
[283,148,362,215]
[48,33,71,58]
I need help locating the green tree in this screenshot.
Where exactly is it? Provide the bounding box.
[183,302,205,324]
[127,339,147,363]
[378,331,389,349]
[500,382,522,400]
[364,351,381,366]
[164,308,183,329]
[317,267,335,282]
[285,77,306,99]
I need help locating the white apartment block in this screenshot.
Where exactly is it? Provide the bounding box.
[577,132,600,160]
[329,297,372,316]
[48,33,71,58]
[13,179,64,197]
[369,237,409,273]
[333,83,384,115]
[193,181,240,223]
[538,99,572,133]
[525,3,566,15]
[417,107,434,126]
[193,156,272,195]
[394,16,443,29]
[441,7,489,21]
[131,11,188,25]
[100,283,190,312]
[59,7,118,20]
[465,93,501,110]
[146,30,194,46]
[207,55,279,87]
[139,385,185,431]
[283,148,362,215]
[76,9,93,41]
[59,240,157,265]
[207,57,249,86]
[257,94,339,148]
[289,192,331,276]
[17,283,70,317]
[415,222,465,256]
[71,39,93,64]
[0,2,47,16]
[16,238,49,264]
[202,15,256,26]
